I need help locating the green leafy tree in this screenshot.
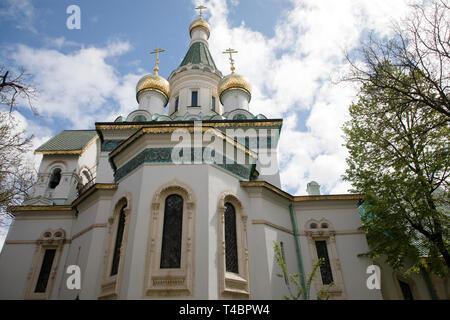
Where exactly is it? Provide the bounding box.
[343,63,449,277]
[273,241,333,300]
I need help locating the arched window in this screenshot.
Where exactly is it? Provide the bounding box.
[23,229,66,300]
[217,192,250,298]
[81,169,91,185]
[110,203,127,276]
[224,202,238,273]
[48,168,62,189]
[144,180,196,296]
[305,219,346,298]
[160,194,183,269]
[99,197,131,300]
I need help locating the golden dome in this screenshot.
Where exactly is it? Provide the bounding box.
[189,17,211,39]
[218,73,251,101]
[136,73,170,102]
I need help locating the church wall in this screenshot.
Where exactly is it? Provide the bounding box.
[243,191,298,299]
[293,200,383,299]
[76,138,100,181]
[0,214,74,299]
[114,163,210,299]
[0,244,35,299]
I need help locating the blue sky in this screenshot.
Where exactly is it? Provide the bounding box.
[0,0,422,248]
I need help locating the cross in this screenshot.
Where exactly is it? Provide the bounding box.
[223,48,238,73]
[150,48,165,74]
[195,5,207,19]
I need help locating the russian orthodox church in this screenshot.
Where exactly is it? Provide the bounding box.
[0,8,447,300]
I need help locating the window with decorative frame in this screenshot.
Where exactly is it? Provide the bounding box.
[23,229,66,300]
[143,180,196,297]
[304,219,346,299]
[98,197,131,299]
[394,274,419,300]
[217,191,250,298]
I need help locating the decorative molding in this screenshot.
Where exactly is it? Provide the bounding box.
[252,219,294,235]
[113,147,253,182]
[143,179,196,297]
[71,223,107,241]
[241,181,365,203]
[95,119,283,132]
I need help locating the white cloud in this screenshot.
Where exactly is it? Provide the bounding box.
[203,0,418,195]
[6,40,136,129]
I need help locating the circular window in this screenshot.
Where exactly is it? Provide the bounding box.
[43,232,52,238]
[54,231,62,238]
[321,223,328,229]
[310,223,318,229]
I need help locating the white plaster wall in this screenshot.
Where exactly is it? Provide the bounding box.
[138,91,167,115]
[293,200,383,300]
[221,90,249,112]
[0,214,74,299]
[168,71,221,117]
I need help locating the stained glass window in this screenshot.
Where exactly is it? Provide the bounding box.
[224,202,238,273]
[34,249,56,293]
[160,194,183,269]
[110,203,127,276]
[315,240,334,285]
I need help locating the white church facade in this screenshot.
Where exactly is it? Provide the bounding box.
[0,9,447,300]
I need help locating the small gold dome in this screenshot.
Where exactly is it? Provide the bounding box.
[136,73,170,102]
[218,73,251,101]
[189,17,211,39]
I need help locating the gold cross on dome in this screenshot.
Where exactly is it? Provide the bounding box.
[195,5,207,18]
[150,48,165,74]
[223,48,238,73]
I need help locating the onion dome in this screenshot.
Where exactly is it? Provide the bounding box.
[189,17,211,39]
[136,73,170,103]
[218,72,251,104]
[136,49,170,103]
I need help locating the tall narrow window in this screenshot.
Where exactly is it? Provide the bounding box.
[315,240,333,285]
[398,280,414,300]
[211,96,216,111]
[224,202,238,273]
[175,97,179,112]
[160,194,183,269]
[191,91,198,107]
[48,168,62,189]
[110,203,127,276]
[34,249,56,293]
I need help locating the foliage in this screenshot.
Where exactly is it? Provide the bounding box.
[273,240,333,300]
[343,62,449,277]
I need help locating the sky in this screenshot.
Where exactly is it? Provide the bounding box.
[0,0,423,249]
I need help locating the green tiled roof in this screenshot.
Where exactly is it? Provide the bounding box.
[35,130,98,153]
[180,42,217,69]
